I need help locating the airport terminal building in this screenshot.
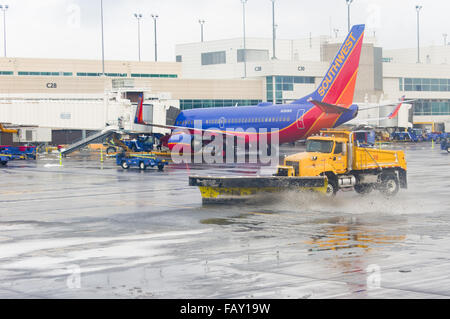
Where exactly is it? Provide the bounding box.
[176,35,450,130]
[1,33,450,144]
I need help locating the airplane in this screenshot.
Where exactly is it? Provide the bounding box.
[134,24,409,152]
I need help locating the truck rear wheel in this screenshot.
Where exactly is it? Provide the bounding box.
[1,161,7,166]
[158,164,165,171]
[354,184,373,195]
[106,147,116,155]
[139,162,146,170]
[379,175,399,197]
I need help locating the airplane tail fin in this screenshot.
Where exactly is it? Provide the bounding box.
[134,94,145,124]
[388,96,405,119]
[292,24,365,107]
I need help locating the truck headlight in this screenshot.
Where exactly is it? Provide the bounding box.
[311,156,318,161]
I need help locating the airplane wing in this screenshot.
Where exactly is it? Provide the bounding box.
[358,96,414,111]
[350,97,408,125]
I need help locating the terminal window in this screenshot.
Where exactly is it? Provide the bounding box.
[267,76,315,104]
[413,99,450,116]
[201,51,226,66]
[180,99,262,110]
[401,78,450,92]
[237,49,269,63]
[18,71,72,76]
[0,71,13,75]
[131,73,177,78]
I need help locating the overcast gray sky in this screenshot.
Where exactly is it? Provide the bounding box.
[2,0,448,61]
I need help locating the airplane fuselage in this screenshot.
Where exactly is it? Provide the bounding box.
[168,102,359,149]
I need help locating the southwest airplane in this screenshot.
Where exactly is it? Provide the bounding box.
[135,24,406,151]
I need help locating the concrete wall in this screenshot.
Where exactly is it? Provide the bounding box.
[0,76,264,101]
[0,57,182,77]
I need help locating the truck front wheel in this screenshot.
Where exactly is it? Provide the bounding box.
[379,175,399,197]
[325,179,338,197]
[121,161,129,169]
[139,162,146,170]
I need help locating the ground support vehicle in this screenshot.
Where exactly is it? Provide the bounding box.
[190,129,408,203]
[0,154,10,166]
[441,138,450,153]
[391,128,421,142]
[430,132,449,143]
[0,146,36,160]
[116,153,168,171]
[104,136,155,155]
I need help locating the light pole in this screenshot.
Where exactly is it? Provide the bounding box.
[271,0,276,60]
[0,4,8,57]
[100,0,105,75]
[346,0,353,32]
[134,13,143,62]
[416,5,422,63]
[333,28,339,38]
[241,0,247,78]
[151,14,158,62]
[443,33,448,46]
[199,19,205,42]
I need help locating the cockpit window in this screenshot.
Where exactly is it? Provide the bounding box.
[306,140,334,153]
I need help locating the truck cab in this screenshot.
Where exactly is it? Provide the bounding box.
[276,129,408,197]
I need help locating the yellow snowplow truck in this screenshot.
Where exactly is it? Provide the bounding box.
[189,129,407,203]
[276,129,407,197]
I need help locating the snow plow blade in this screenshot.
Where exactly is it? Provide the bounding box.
[189,176,327,204]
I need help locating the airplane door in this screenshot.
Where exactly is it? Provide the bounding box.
[219,117,226,129]
[297,109,305,129]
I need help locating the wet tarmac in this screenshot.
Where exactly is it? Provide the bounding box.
[0,143,449,299]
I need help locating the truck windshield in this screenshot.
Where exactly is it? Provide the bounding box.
[306,140,334,153]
